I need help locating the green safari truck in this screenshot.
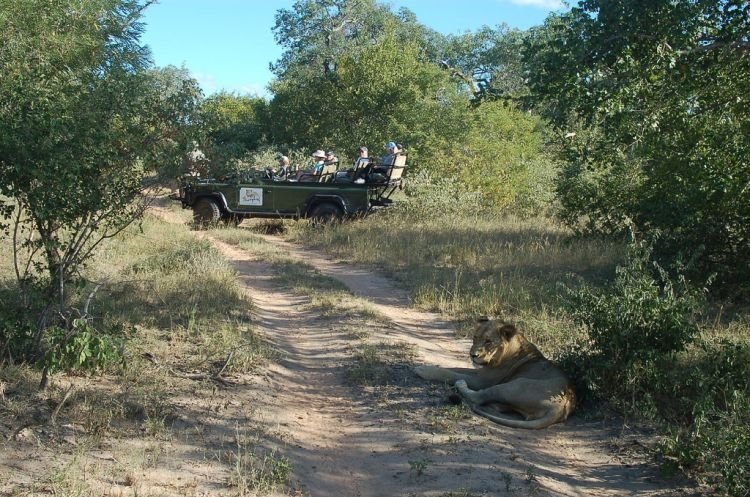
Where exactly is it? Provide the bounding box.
[172,162,404,224]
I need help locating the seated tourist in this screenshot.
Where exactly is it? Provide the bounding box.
[294,150,326,181]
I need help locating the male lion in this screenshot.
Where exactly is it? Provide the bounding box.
[414,319,575,429]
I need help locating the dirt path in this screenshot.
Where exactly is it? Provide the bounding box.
[206,231,700,497]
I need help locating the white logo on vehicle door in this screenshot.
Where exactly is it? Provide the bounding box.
[239,188,263,206]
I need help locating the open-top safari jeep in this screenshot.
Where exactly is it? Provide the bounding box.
[172,154,406,224]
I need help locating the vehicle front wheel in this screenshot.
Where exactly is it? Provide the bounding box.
[308,203,343,225]
[193,198,221,225]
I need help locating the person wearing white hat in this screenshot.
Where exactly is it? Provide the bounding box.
[311,150,326,175]
[294,150,327,181]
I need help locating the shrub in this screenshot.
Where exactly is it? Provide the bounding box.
[42,319,125,374]
[660,340,750,496]
[565,237,702,405]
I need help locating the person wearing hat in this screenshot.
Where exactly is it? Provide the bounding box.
[381,141,400,166]
[351,146,371,183]
[294,150,326,181]
[312,150,327,175]
[325,150,339,166]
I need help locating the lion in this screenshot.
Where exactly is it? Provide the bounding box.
[414,319,575,429]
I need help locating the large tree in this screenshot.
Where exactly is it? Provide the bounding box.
[0,0,199,362]
[268,29,467,163]
[271,0,443,79]
[525,0,750,287]
[198,92,269,170]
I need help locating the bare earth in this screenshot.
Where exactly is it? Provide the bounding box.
[0,207,706,496]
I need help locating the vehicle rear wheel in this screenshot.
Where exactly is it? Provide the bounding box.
[309,202,343,225]
[193,198,221,225]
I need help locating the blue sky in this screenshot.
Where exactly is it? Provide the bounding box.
[140,0,563,97]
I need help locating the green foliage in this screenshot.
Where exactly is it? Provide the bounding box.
[400,170,483,218]
[0,0,199,362]
[565,238,702,401]
[0,286,37,360]
[143,65,204,178]
[438,24,528,103]
[42,319,124,374]
[436,100,555,212]
[524,0,750,289]
[659,340,750,496]
[198,92,268,170]
[269,29,466,162]
[271,0,443,79]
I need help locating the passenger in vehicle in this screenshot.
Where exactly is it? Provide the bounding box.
[325,150,339,166]
[267,155,289,180]
[294,149,326,181]
[352,146,370,183]
[365,141,401,181]
[381,141,400,166]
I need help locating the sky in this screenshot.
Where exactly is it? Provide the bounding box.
[140,0,564,97]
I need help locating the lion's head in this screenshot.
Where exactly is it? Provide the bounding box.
[469,319,539,367]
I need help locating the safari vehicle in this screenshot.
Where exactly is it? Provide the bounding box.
[172,154,406,224]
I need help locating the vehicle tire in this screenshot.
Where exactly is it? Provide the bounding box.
[193,198,221,225]
[309,202,343,225]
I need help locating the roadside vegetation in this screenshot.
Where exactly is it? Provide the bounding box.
[0,214,282,494]
[2,0,748,495]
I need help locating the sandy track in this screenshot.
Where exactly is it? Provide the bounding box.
[206,231,701,497]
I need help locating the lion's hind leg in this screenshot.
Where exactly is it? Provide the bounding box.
[455,379,560,430]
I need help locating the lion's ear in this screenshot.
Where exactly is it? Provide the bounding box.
[497,323,517,340]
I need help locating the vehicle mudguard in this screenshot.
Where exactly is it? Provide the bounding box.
[192,192,229,212]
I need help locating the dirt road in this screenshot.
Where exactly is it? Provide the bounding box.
[206,230,700,497]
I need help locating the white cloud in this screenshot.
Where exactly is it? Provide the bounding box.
[508,0,564,10]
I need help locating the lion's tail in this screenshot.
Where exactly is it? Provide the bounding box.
[470,406,564,430]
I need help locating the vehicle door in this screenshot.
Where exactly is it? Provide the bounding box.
[226,176,275,214]
[271,182,319,215]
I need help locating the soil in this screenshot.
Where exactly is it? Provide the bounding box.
[0,205,708,497]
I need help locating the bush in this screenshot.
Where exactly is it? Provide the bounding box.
[564,237,702,405]
[400,170,483,218]
[660,340,750,496]
[42,319,125,374]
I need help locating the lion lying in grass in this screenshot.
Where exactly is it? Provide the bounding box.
[414,319,575,429]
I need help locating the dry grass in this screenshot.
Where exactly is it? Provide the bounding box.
[287,210,624,358]
[0,211,282,495]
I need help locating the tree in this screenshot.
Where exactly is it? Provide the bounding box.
[268,30,467,164]
[271,0,444,80]
[143,65,204,178]
[198,92,269,170]
[0,0,198,366]
[524,0,750,288]
[439,25,528,104]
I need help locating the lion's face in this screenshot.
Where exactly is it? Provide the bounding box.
[469,320,518,367]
